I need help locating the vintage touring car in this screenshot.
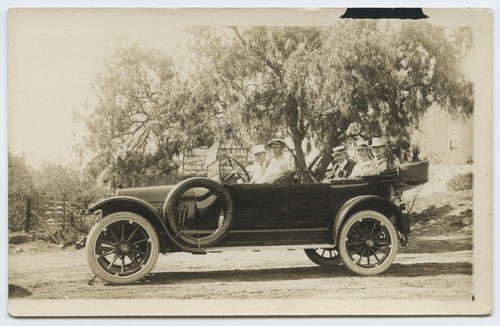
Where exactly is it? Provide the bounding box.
[82,157,429,284]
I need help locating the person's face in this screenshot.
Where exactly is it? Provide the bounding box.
[254,151,267,164]
[356,148,370,160]
[270,144,284,157]
[371,146,384,158]
[333,152,346,164]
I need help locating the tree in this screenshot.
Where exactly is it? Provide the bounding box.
[190,26,325,180]
[35,164,112,231]
[83,22,473,185]
[312,21,473,173]
[8,153,39,231]
[190,21,473,180]
[8,153,109,233]
[83,41,222,187]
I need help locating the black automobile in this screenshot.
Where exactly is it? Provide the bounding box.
[83,157,428,284]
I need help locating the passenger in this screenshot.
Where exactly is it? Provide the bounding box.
[248,144,269,183]
[349,140,373,178]
[253,138,291,184]
[366,137,389,175]
[324,145,355,181]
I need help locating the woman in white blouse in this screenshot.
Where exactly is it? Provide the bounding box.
[349,140,373,178]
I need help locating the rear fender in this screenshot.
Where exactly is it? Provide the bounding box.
[331,195,410,246]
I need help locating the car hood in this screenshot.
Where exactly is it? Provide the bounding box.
[116,185,176,205]
[115,184,214,206]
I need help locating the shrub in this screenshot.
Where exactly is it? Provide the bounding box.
[446,172,473,191]
[9,233,34,245]
[408,204,453,226]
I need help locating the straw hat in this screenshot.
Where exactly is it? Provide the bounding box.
[251,144,266,155]
[332,145,346,155]
[371,137,387,147]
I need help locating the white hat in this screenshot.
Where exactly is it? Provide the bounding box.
[332,145,346,155]
[371,137,387,147]
[251,144,266,155]
[354,140,370,149]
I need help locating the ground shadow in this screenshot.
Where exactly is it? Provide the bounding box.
[108,261,471,286]
[9,284,33,298]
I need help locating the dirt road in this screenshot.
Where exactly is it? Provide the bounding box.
[8,245,472,301]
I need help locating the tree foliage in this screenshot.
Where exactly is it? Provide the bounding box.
[83,21,473,184]
[8,153,39,231]
[35,164,112,218]
[84,41,234,186]
[189,21,473,179]
[307,21,473,173]
[190,26,326,179]
[8,152,111,233]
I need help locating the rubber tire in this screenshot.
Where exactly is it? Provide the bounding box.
[86,212,160,285]
[304,248,341,266]
[338,210,398,276]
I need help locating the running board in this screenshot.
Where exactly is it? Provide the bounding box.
[194,243,336,253]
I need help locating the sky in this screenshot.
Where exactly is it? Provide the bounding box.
[8,9,196,169]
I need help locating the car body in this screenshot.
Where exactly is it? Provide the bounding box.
[83,159,429,284]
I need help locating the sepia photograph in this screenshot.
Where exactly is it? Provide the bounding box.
[6,6,493,317]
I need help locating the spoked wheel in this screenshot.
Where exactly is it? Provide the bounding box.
[338,210,398,276]
[304,248,341,266]
[86,212,160,284]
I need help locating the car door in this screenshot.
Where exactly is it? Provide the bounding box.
[227,183,291,228]
[289,183,331,227]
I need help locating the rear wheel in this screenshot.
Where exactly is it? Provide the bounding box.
[304,248,341,266]
[86,212,160,284]
[338,210,398,276]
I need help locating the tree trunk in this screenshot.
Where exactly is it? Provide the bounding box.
[313,150,334,181]
[24,198,31,234]
[291,135,312,182]
[312,137,337,181]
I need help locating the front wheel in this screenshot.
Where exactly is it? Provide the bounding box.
[338,210,398,276]
[86,212,160,284]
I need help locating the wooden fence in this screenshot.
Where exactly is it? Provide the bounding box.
[42,198,71,229]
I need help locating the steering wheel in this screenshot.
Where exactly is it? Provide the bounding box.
[226,155,251,183]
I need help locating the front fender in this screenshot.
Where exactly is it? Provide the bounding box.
[88,196,172,247]
[331,195,410,246]
[89,196,161,218]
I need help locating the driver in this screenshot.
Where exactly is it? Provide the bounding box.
[253,138,291,184]
[248,144,269,183]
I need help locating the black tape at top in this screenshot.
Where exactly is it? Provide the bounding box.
[341,8,428,20]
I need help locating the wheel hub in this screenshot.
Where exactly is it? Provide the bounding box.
[120,243,130,253]
[365,239,375,247]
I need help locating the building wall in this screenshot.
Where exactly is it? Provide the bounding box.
[413,106,473,165]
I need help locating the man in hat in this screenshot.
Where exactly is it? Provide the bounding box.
[349,140,373,178]
[365,137,389,175]
[247,144,269,183]
[323,145,355,181]
[253,138,291,184]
